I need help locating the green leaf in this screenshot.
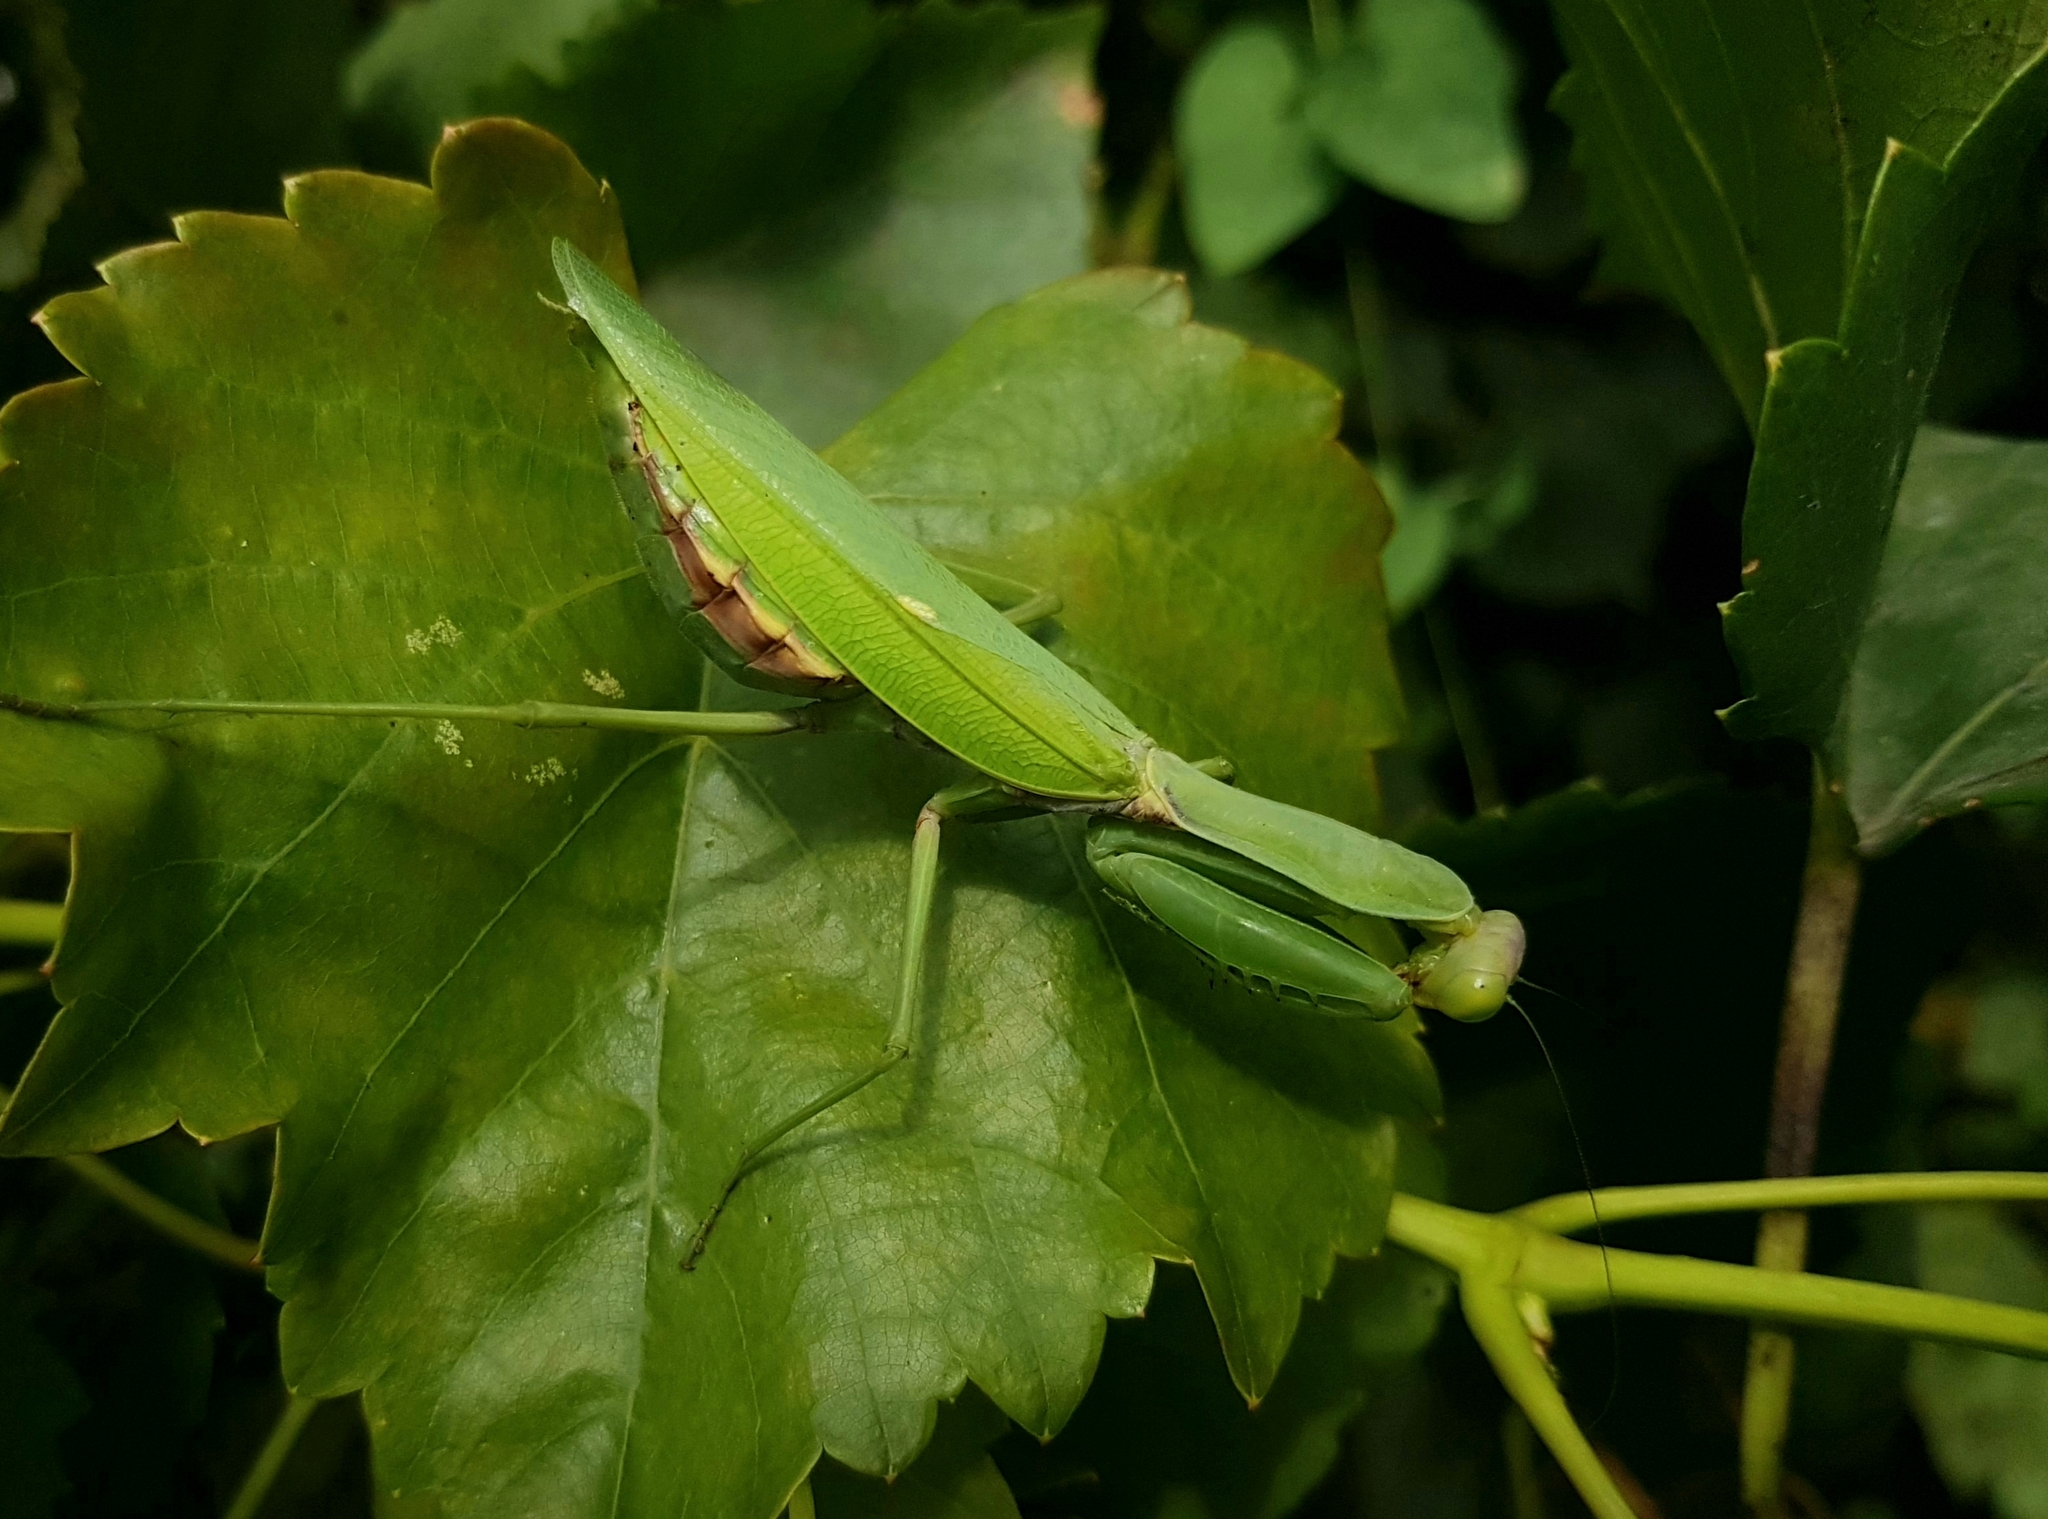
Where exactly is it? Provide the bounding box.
[1839,426,2048,852]
[351,0,1101,446]
[1909,1204,2048,1519]
[1175,23,1340,278]
[1303,0,1525,225]
[1551,1,2048,758]
[0,122,1425,1519]
[1550,1,2048,426]
[1377,453,1535,623]
[345,0,650,150]
[0,1296,87,1519]
[827,268,1402,827]
[1953,973,2048,1135]
[812,1391,1020,1519]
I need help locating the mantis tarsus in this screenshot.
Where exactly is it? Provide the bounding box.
[3,239,1526,1269]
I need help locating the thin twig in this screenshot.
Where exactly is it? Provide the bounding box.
[221,1393,322,1519]
[1,1079,263,1271]
[58,1152,263,1272]
[1740,760,1862,1516]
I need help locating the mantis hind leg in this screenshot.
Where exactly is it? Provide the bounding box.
[680,775,1014,1270]
[934,559,1063,629]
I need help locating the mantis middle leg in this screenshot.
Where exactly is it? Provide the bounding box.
[679,774,1019,1269]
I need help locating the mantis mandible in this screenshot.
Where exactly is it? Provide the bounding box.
[4,240,1526,1267]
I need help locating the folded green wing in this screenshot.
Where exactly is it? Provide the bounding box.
[553,240,1143,801]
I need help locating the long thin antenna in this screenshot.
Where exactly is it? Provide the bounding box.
[1508,991,1620,1428]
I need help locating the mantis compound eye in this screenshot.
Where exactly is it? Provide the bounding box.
[1414,910,1525,1023]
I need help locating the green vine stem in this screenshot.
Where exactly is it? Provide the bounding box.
[1741,763,1864,1514]
[1383,1182,2048,1519]
[1512,1170,2048,1237]
[1461,1274,1634,1519]
[0,966,50,997]
[221,1392,322,1519]
[0,896,63,945]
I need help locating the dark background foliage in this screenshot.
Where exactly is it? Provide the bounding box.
[3,1,2046,1516]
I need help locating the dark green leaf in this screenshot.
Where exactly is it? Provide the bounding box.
[1839,426,2048,852]
[1551,1,2048,758]
[0,123,1424,1519]
[638,2,1103,445]
[1550,1,2048,425]
[1175,23,1340,278]
[344,0,646,152]
[351,0,1100,445]
[0,1295,86,1519]
[1303,0,1525,225]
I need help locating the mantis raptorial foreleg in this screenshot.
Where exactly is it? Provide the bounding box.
[680,775,1019,1269]
[0,693,818,736]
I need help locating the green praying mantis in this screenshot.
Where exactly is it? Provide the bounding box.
[3,240,1526,1267]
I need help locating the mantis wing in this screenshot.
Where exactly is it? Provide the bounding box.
[553,240,1145,802]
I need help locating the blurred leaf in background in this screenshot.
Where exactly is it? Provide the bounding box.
[0,0,81,292]
[1176,0,1524,277]
[349,0,1102,444]
[1377,451,1533,622]
[1910,1204,2048,1519]
[1176,21,1337,279]
[0,1292,86,1519]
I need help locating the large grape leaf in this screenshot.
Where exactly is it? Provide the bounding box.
[1550,0,2048,767]
[350,0,1101,446]
[1838,426,2048,852]
[0,122,1429,1519]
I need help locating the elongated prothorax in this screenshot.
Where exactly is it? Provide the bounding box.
[551,239,1146,803]
[1136,748,1475,924]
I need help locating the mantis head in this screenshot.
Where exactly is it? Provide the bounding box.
[1407,910,1526,1022]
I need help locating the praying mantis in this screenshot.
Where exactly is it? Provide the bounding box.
[3,240,1525,1267]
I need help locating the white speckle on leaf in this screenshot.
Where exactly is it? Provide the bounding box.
[897,595,939,625]
[405,616,464,655]
[433,721,463,757]
[582,668,625,699]
[524,757,567,786]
